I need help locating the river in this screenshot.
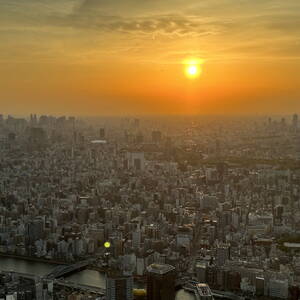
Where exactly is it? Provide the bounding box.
[0,257,194,299]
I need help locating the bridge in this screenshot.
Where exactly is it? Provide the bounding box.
[2,270,105,295]
[54,278,105,295]
[2,271,37,280]
[46,259,93,279]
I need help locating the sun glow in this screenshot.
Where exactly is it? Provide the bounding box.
[184,59,202,79]
[187,65,198,76]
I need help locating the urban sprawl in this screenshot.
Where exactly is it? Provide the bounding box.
[1,114,300,300]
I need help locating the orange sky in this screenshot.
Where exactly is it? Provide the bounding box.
[1,0,300,115]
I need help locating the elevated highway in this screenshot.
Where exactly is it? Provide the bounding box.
[46,259,93,279]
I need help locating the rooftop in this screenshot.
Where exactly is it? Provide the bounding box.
[147,263,175,275]
[283,242,300,248]
[196,283,213,297]
[90,139,107,144]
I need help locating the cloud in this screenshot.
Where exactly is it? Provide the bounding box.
[264,13,300,32]
[1,0,300,64]
[75,0,191,15]
[50,11,225,37]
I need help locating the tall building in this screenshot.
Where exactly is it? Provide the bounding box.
[216,244,230,266]
[133,118,140,129]
[146,263,176,300]
[295,135,300,160]
[100,128,106,139]
[125,152,145,171]
[268,279,288,299]
[132,230,141,249]
[195,262,207,282]
[26,218,44,245]
[292,114,298,131]
[255,277,265,296]
[106,270,133,300]
[27,127,47,150]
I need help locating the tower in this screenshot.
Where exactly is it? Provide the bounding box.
[106,270,133,300]
[146,264,176,300]
[292,114,298,131]
[216,244,230,267]
[100,128,105,139]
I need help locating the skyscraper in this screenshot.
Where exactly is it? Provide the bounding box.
[132,230,141,249]
[106,270,133,300]
[100,128,105,139]
[125,151,145,171]
[216,244,230,266]
[146,263,176,300]
[292,114,298,130]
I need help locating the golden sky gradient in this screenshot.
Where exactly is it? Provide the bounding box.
[1,0,300,115]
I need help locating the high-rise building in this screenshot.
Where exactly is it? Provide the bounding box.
[106,270,133,300]
[292,114,298,130]
[195,262,207,282]
[125,152,145,171]
[132,230,141,249]
[255,277,265,296]
[26,218,44,245]
[146,263,176,300]
[216,244,230,266]
[100,128,106,139]
[295,135,300,160]
[133,118,140,129]
[30,114,38,126]
[27,127,47,150]
[269,279,288,299]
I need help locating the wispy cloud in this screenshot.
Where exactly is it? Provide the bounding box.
[1,0,300,63]
[50,12,225,37]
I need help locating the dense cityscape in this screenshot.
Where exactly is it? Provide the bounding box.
[1,114,300,299]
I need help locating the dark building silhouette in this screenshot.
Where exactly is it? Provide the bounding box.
[216,244,230,266]
[27,127,47,150]
[292,113,298,130]
[146,263,176,300]
[100,128,106,139]
[106,270,133,300]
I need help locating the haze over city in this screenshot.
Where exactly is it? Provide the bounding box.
[1,1,300,300]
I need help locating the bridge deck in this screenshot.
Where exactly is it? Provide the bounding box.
[46,260,92,279]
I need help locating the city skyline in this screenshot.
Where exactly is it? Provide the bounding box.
[1,113,300,299]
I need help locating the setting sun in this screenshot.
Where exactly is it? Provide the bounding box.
[187,65,198,76]
[184,61,202,79]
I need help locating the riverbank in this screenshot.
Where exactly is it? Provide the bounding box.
[0,252,67,265]
[88,265,146,281]
[0,256,194,299]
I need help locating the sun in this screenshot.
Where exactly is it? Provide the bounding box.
[183,59,203,79]
[187,65,198,77]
